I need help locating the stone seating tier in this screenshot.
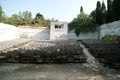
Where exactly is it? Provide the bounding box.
[0,40,86,63]
[82,39,120,69]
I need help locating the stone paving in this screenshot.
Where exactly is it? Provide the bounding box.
[0,63,120,80]
[0,63,118,80]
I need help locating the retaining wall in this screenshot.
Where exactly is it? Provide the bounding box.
[99,20,120,39]
[68,30,98,40]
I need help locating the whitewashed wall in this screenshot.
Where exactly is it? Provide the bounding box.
[19,28,50,40]
[0,23,99,42]
[68,30,98,40]
[0,23,19,42]
[99,20,120,39]
[4,21,120,41]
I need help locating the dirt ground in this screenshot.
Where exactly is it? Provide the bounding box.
[0,63,120,80]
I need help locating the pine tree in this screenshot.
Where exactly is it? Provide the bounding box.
[106,0,114,22]
[112,0,120,20]
[80,6,83,13]
[96,1,102,25]
[107,0,113,11]
[102,1,107,23]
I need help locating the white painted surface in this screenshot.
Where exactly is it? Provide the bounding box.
[19,28,50,40]
[0,23,19,42]
[0,23,98,41]
[3,20,120,41]
[50,22,68,40]
[68,30,98,40]
[99,20,120,39]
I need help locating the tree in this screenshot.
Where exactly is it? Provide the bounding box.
[106,0,114,22]
[90,10,96,20]
[80,6,83,13]
[5,14,19,26]
[69,7,96,36]
[0,5,4,22]
[32,13,50,27]
[102,1,107,23]
[96,1,103,25]
[23,11,32,25]
[112,0,120,20]
[35,13,44,20]
[33,13,45,26]
[107,0,113,11]
[18,11,32,26]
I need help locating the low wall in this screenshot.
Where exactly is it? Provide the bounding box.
[19,28,50,40]
[0,23,19,42]
[68,30,98,40]
[99,20,120,39]
[0,23,99,41]
[1,20,120,41]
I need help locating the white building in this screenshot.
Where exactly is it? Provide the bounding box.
[50,21,68,40]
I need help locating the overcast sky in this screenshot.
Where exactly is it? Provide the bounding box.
[0,0,107,22]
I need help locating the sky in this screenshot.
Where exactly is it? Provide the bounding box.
[0,0,107,22]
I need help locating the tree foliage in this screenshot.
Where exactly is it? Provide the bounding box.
[5,14,19,26]
[0,5,4,22]
[102,1,107,23]
[112,0,120,20]
[17,11,32,26]
[32,13,50,27]
[0,5,50,27]
[106,0,114,22]
[96,1,103,25]
[69,7,97,36]
[106,0,120,22]
[80,6,83,13]
[69,1,109,36]
[4,11,50,27]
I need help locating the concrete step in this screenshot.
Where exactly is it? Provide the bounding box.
[0,40,86,63]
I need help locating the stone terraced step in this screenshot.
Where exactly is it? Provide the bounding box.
[0,40,86,63]
[0,38,32,52]
[81,39,120,69]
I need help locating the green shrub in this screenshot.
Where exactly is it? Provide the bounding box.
[102,34,118,43]
[20,34,28,38]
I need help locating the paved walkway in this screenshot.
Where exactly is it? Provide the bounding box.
[0,63,106,80]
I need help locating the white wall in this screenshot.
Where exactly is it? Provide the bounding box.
[1,20,120,41]
[19,28,50,40]
[68,30,98,40]
[0,23,19,42]
[0,23,50,42]
[0,23,99,41]
[99,20,120,39]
